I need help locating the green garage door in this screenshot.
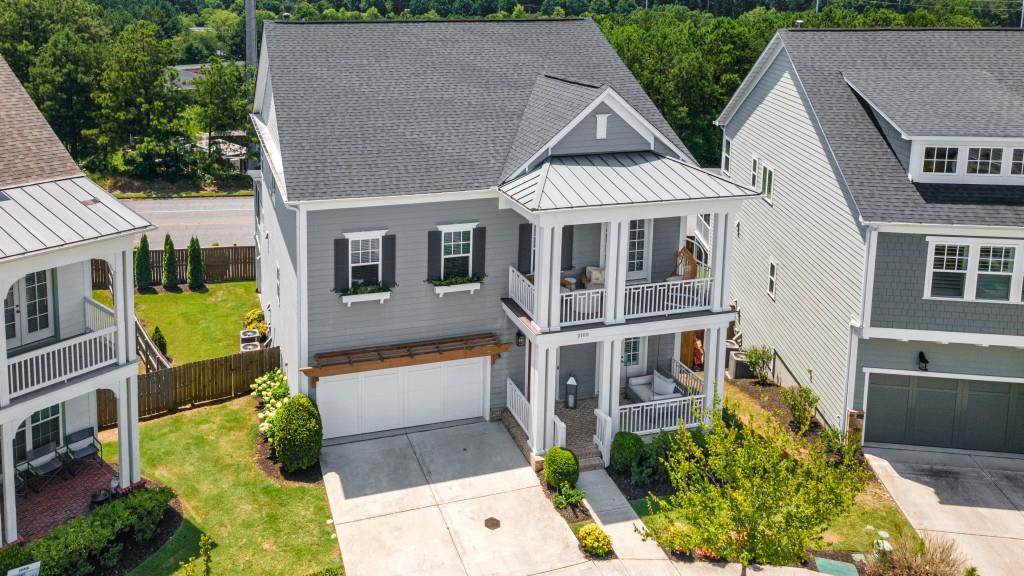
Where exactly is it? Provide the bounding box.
[865,373,1024,454]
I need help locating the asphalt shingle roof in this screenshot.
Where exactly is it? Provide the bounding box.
[778,28,1024,227]
[0,56,82,190]
[262,19,691,201]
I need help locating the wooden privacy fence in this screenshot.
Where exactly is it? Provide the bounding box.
[92,246,256,288]
[97,346,280,428]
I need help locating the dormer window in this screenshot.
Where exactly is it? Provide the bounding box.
[922,146,958,174]
[966,147,1002,175]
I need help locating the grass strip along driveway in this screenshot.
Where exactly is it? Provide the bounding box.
[104,397,340,575]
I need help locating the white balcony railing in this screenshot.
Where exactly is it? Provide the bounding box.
[559,288,605,326]
[696,214,712,248]
[624,277,712,319]
[593,408,612,464]
[507,266,535,317]
[618,393,703,436]
[671,358,705,396]
[552,414,567,449]
[8,299,118,399]
[506,377,530,435]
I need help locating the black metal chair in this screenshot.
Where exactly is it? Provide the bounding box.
[62,428,102,473]
[24,442,63,493]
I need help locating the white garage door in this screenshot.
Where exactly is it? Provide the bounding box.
[317,357,488,439]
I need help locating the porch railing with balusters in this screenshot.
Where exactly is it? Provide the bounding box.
[84,297,116,331]
[671,358,705,396]
[507,266,535,317]
[552,414,566,448]
[506,377,530,435]
[618,393,703,436]
[559,288,605,326]
[593,408,612,464]
[624,277,713,319]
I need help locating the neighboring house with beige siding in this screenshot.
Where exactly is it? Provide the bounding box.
[717,28,1024,454]
[250,18,757,467]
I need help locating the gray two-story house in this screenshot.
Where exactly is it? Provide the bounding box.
[717,28,1024,454]
[251,19,756,466]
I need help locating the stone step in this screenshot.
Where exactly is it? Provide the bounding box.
[579,456,606,472]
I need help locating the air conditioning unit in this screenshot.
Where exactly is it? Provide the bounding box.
[241,342,261,353]
[240,329,261,352]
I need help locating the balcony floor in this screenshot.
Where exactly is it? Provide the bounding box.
[19,460,117,541]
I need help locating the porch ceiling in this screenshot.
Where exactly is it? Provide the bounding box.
[303,333,512,378]
[0,176,151,261]
[498,151,757,212]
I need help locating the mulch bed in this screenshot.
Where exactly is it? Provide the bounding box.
[255,434,322,486]
[728,377,825,443]
[605,467,674,502]
[99,490,184,576]
[536,470,590,524]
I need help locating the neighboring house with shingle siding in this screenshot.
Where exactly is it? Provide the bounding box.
[251,19,758,466]
[717,28,1024,454]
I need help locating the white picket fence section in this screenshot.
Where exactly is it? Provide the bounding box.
[8,326,118,399]
[618,394,703,435]
[593,409,612,464]
[506,377,531,435]
[552,414,566,448]
[507,266,535,317]
[84,297,116,331]
[624,277,713,319]
[671,358,705,396]
[559,288,605,326]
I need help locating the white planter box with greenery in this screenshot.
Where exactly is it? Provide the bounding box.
[433,282,481,297]
[341,291,391,306]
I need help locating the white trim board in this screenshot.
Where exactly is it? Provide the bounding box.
[862,366,1024,385]
[869,222,1024,238]
[861,326,1024,348]
[290,188,496,211]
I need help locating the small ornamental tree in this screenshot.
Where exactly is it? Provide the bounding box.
[186,236,205,289]
[644,407,868,569]
[161,234,177,289]
[134,234,152,289]
[151,326,168,357]
[744,346,773,385]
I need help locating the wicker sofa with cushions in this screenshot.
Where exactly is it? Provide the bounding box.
[626,370,682,403]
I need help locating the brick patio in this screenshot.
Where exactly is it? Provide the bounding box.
[18,460,117,542]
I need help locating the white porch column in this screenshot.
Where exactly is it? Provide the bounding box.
[533,226,551,331]
[528,342,548,455]
[613,221,629,323]
[128,375,141,483]
[117,379,132,488]
[123,249,138,364]
[1,422,17,543]
[602,221,620,324]
[608,338,623,435]
[112,253,128,365]
[547,225,563,332]
[703,327,726,419]
[0,273,10,408]
[710,212,729,312]
[595,340,612,416]
[717,211,736,313]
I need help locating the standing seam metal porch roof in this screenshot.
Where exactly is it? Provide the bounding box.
[499,152,758,211]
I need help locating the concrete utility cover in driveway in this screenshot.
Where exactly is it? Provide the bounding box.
[321,422,587,576]
[865,446,1024,576]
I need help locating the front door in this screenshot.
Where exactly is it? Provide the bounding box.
[621,336,647,381]
[4,271,54,349]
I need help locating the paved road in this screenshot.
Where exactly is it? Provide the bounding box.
[123,196,254,247]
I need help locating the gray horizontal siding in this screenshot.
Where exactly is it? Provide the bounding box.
[723,47,866,429]
[306,198,527,409]
[552,103,650,157]
[870,232,1024,336]
[558,343,597,399]
[651,217,680,280]
[854,338,1024,411]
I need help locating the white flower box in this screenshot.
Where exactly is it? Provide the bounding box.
[433,282,482,297]
[341,291,391,306]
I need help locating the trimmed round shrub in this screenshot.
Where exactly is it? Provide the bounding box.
[610,431,644,473]
[543,446,579,489]
[578,523,613,557]
[273,394,323,472]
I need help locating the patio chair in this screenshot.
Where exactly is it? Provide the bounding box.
[24,442,63,493]
[62,428,102,473]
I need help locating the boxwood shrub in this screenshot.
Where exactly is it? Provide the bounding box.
[0,486,174,576]
[274,393,323,472]
[543,446,579,489]
[610,431,644,473]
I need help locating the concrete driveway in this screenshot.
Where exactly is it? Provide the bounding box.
[865,445,1024,576]
[320,421,587,576]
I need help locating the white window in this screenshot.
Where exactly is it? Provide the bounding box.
[767,260,777,299]
[14,404,62,462]
[750,157,759,188]
[722,138,731,174]
[595,114,609,140]
[1011,149,1024,176]
[530,224,537,275]
[622,337,641,366]
[761,164,775,204]
[345,230,387,288]
[626,219,649,279]
[922,146,958,174]
[966,147,1003,175]
[929,243,969,298]
[976,245,1015,301]
[442,228,473,279]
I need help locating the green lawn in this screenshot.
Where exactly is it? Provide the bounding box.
[95,281,258,364]
[103,397,340,575]
[629,381,917,554]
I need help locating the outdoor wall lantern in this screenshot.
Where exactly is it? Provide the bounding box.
[515,331,525,347]
[566,376,578,409]
[918,352,929,371]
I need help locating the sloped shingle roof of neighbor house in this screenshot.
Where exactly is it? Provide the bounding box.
[0,57,82,190]
[0,55,151,260]
[262,19,692,202]
[773,28,1024,227]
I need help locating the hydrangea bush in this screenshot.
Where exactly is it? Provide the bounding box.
[251,369,290,440]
